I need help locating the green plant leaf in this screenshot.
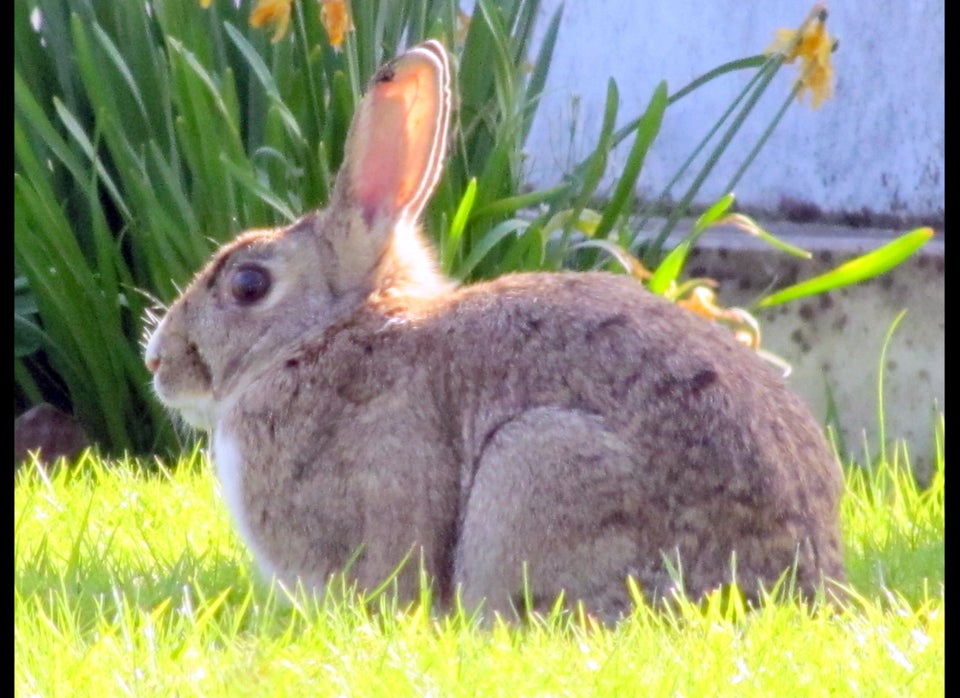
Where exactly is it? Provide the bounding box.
[754,227,934,309]
[593,81,667,240]
[714,213,812,258]
[442,177,478,274]
[14,314,47,358]
[469,183,572,224]
[223,22,303,141]
[693,193,736,234]
[53,99,132,222]
[219,153,298,222]
[571,239,648,279]
[647,240,691,296]
[542,209,603,238]
[458,219,529,279]
[571,78,619,213]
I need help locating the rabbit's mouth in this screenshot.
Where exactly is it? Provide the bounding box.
[145,313,217,430]
[155,387,217,432]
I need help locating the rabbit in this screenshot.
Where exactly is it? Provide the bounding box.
[144,39,846,620]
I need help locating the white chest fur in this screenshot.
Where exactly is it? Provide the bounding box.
[211,426,278,581]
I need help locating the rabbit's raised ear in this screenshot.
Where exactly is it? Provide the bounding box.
[339,40,451,226]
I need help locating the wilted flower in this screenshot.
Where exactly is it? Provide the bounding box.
[765,3,837,109]
[677,286,760,349]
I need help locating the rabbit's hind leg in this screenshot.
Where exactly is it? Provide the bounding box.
[454,406,649,622]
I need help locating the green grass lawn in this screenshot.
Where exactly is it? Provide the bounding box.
[15,427,943,697]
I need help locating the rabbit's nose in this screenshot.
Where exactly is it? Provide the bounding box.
[144,332,162,373]
[144,316,167,373]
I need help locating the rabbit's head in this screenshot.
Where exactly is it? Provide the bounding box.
[144,40,453,430]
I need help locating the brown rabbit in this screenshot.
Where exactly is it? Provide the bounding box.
[144,40,845,620]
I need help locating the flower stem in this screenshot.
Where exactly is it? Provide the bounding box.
[633,60,778,237]
[722,80,802,195]
[642,58,783,262]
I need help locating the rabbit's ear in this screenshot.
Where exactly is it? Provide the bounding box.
[339,40,451,226]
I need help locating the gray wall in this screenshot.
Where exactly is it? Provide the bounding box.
[525,1,944,222]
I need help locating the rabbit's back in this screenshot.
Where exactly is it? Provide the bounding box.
[420,271,845,609]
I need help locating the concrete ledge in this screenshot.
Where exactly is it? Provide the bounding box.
[676,221,943,481]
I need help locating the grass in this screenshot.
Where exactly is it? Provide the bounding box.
[15,424,943,697]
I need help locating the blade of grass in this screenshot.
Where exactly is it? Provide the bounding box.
[877,310,908,470]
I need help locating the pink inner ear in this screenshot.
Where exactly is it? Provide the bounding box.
[348,50,447,225]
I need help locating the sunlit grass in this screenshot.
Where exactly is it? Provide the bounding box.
[14,422,943,697]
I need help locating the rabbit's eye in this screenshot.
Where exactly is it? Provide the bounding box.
[230,265,271,305]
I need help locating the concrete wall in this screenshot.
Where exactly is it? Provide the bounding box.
[525,1,944,222]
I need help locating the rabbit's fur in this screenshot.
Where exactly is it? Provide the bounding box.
[145,40,845,619]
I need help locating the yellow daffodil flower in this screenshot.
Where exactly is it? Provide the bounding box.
[319,0,354,51]
[250,0,293,43]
